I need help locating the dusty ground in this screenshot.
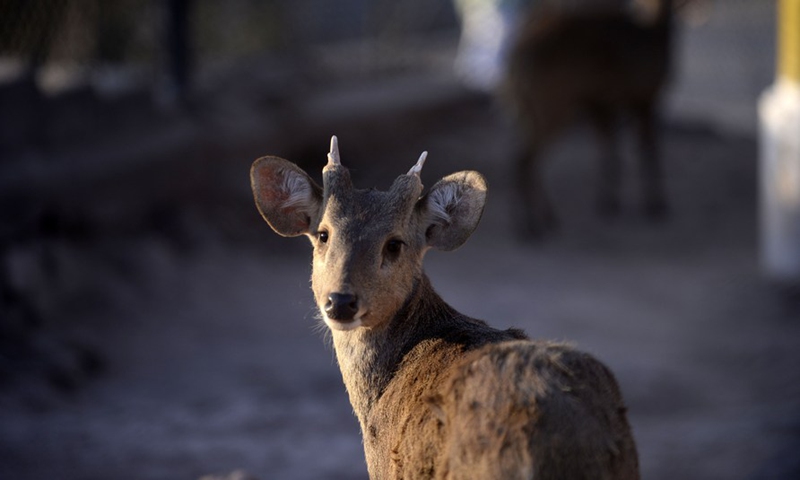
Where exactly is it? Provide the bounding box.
[1,81,799,479]
[2,3,799,478]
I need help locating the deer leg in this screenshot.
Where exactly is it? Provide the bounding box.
[588,106,621,218]
[514,142,557,238]
[635,102,669,219]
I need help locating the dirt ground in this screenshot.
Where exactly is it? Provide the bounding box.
[1,3,799,476]
[1,75,799,480]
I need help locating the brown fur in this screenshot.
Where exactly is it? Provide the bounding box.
[432,341,638,480]
[502,0,674,235]
[250,139,639,479]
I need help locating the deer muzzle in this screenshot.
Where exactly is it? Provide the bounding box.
[325,292,360,324]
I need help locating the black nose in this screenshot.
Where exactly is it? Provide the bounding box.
[325,293,359,321]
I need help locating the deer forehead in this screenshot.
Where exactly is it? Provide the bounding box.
[321,188,419,237]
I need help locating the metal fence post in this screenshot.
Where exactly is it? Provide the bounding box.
[759,0,800,284]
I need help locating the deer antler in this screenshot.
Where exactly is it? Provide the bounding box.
[327,135,341,167]
[407,151,428,177]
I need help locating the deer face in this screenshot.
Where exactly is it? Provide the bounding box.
[251,137,487,331]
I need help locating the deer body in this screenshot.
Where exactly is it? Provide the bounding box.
[251,137,639,479]
[503,0,674,234]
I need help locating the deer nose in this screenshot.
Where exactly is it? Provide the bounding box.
[325,293,359,321]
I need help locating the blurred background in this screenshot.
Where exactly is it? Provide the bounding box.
[1,0,798,479]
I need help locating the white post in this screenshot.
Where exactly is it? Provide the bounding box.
[759,0,800,284]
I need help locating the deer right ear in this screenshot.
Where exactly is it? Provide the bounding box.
[250,156,322,237]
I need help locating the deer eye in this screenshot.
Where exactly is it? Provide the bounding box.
[317,231,329,243]
[384,238,403,256]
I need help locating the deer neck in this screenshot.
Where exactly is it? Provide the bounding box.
[329,274,455,422]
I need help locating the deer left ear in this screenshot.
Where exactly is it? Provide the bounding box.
[420,171,487,251]
[251,156,322,237]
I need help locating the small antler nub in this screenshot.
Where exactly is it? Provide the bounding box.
[407,151,428,177]
[327,135,341,167]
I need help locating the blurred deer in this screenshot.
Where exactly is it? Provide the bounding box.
[251,137,639,479]
[502,0,675,235]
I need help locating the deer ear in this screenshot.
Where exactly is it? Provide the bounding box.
[421,171,487,251]
[251,156,322,237]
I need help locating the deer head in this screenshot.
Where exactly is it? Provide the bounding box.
[251,136,487,331]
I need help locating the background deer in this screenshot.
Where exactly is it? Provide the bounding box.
[250,137,639,479]
[502,0,675,235]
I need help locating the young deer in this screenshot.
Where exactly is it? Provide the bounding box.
[251,137,639,479]
[502,0,675,235]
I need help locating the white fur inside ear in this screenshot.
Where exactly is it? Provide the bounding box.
[428,182,460,225]
[281,169,313,209]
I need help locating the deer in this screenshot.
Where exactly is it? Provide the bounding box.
[250,136,639,479]
[501,0,676,236]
